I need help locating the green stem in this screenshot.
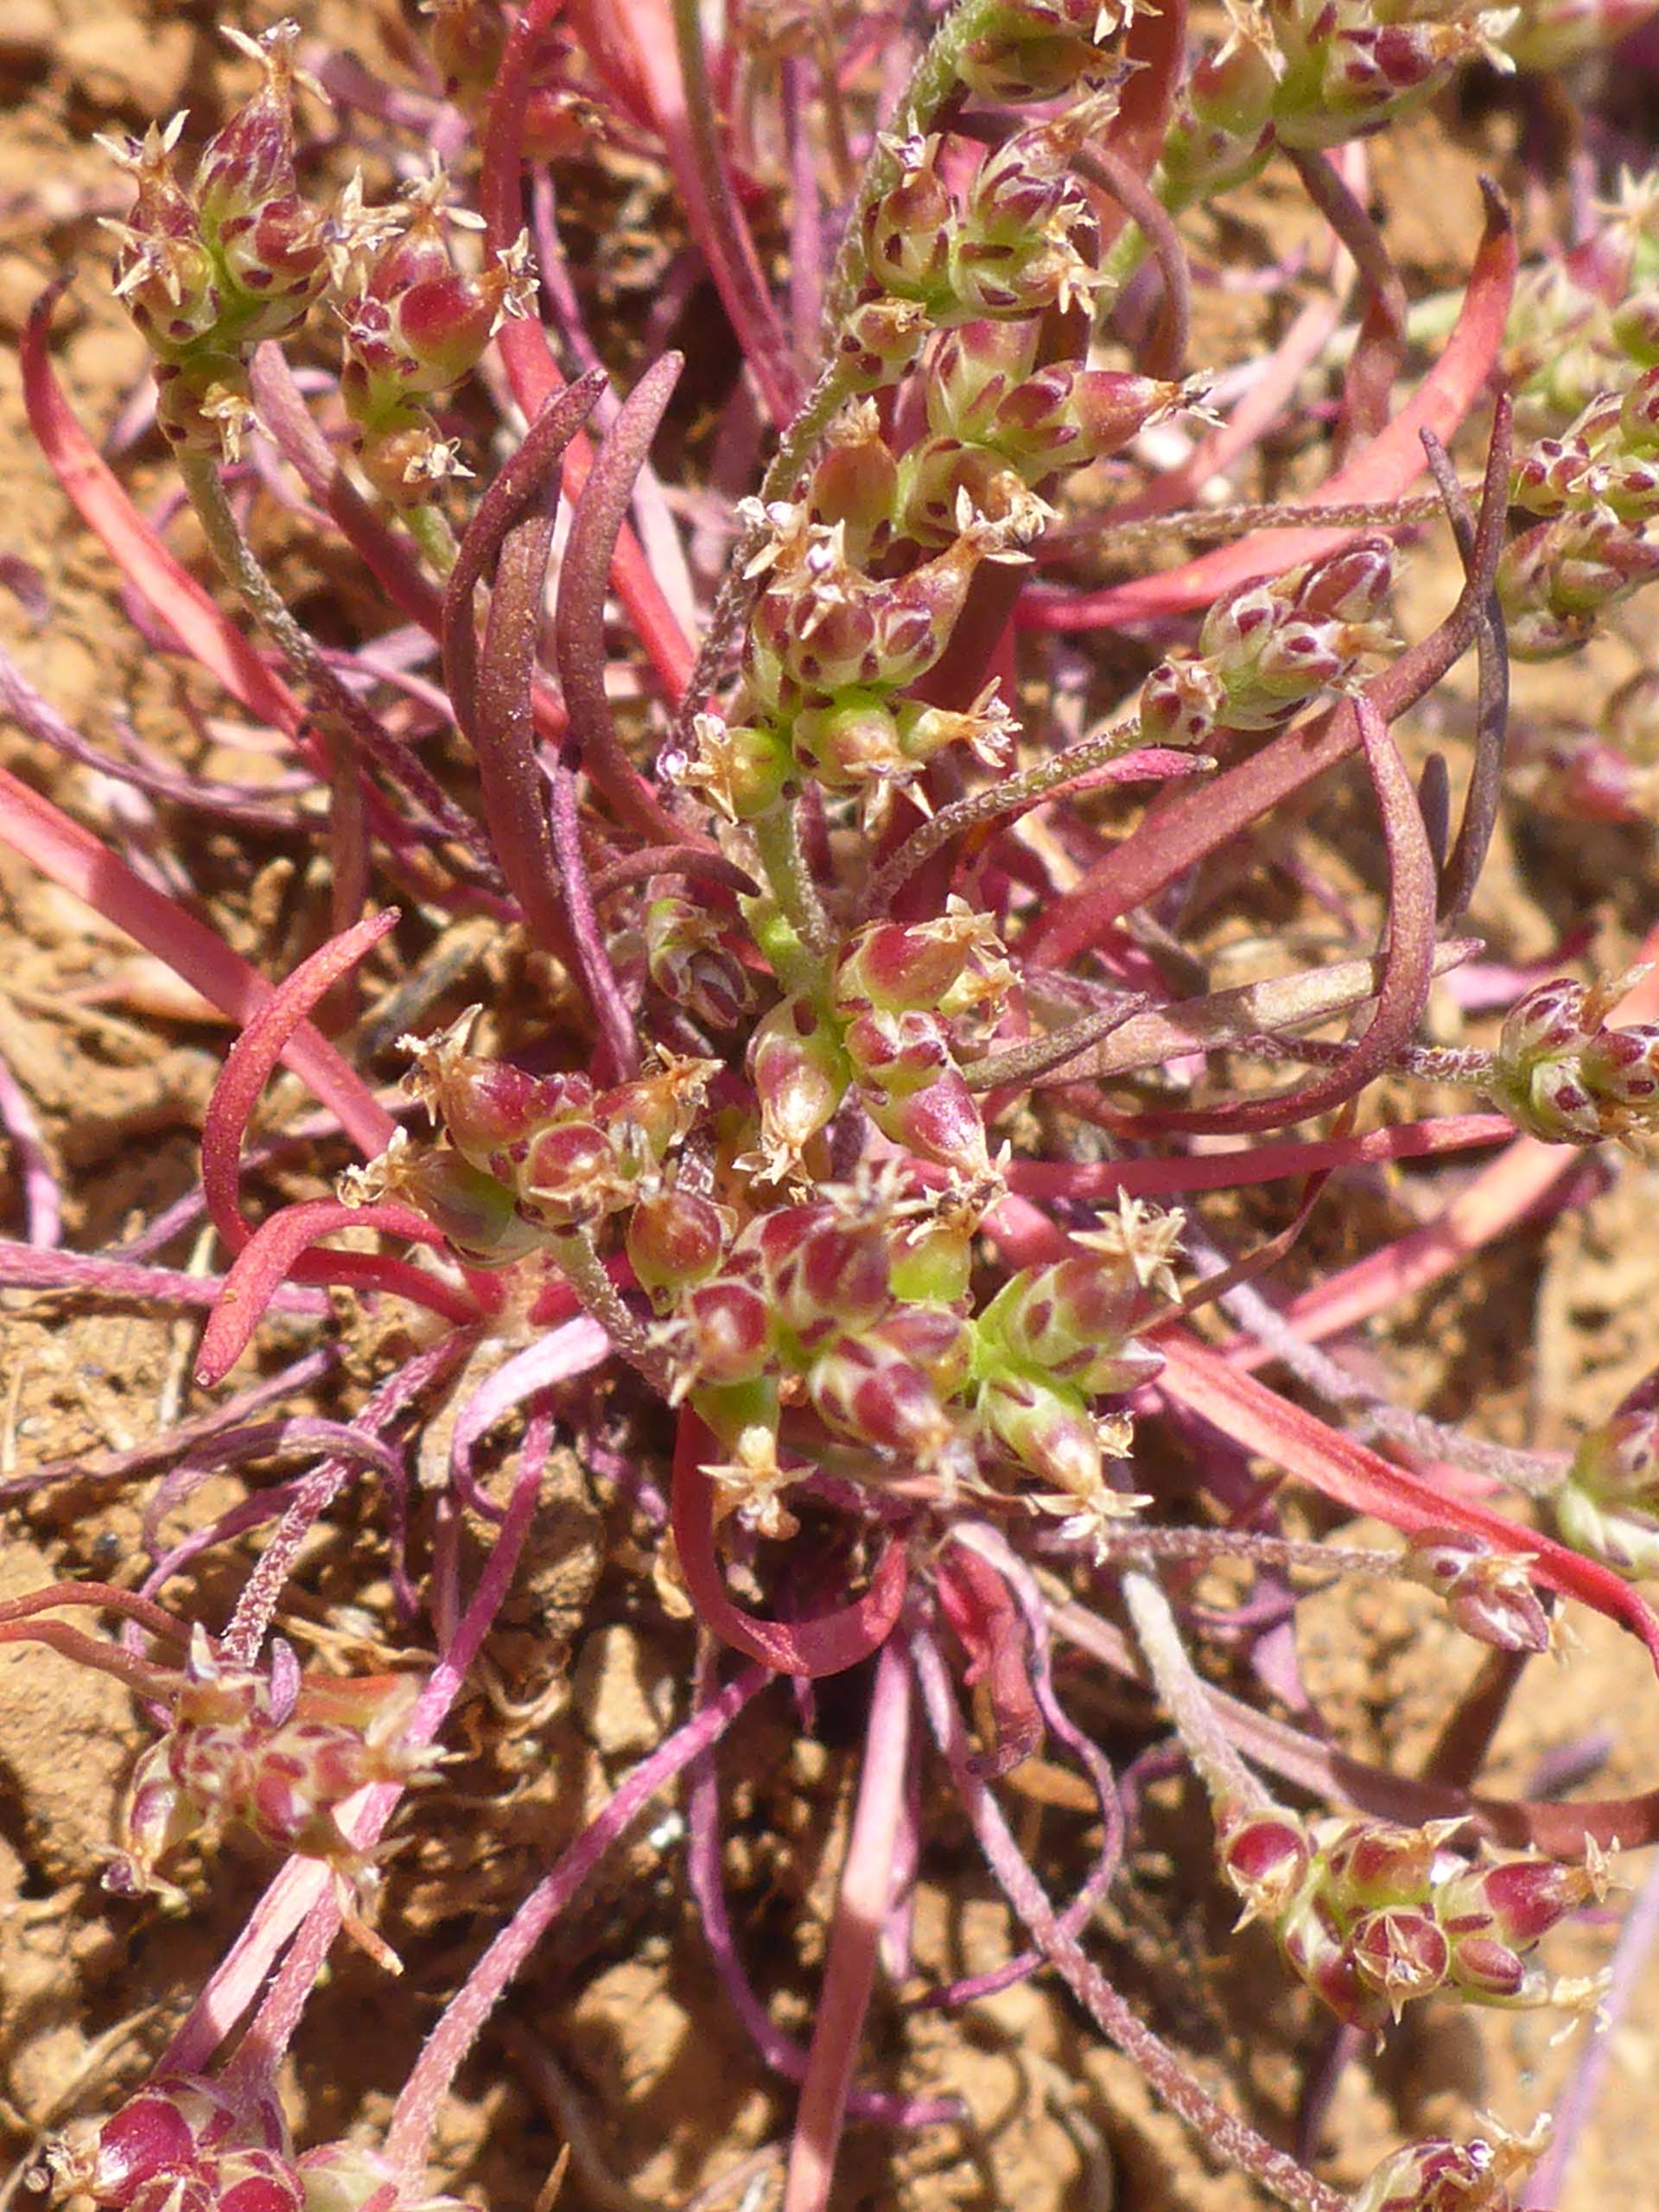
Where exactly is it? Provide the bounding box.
[1122,1567,1269,1813]
[402,499,458,578]
[550,1228,673,1395]
[753,797,836,965]
[862,712,1144,915]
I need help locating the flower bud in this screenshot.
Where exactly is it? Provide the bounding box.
[834,909,1012,1024]
[976,1371,1105,1497]
[1402,1529,1553,1653]
[926,318,1043,443]
[1139,656,1226,750]
[747,999,851,1179]
[672,1274,776,1389]
[644,893,756,1031]
[978,1255,1166,1396]
[805,406,899,563]
[1348,2129,1542,2212]
[1436,1850,1607,1950]
[1217,1804,1314,1923]
[626,1185,731,1307]
[747,1201,893,1341]
[1490,972,1659,1145]
[1500,509,1659,658]
[807,1332,958,1459]
[861,133,954,302]
[680,714,793,820]
[1348,1905,1451,2018]
[835,298,930,393]
[843,1007,990,1175]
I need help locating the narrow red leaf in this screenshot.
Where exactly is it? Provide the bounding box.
[0,761,392,1160]
[196,1199,476,1387]
[202,910,400,1255]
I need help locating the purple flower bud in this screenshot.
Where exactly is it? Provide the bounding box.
[835,299,930,392]
[747,1202,893,1340]
[861,135,954,302]
[1217,1805,1314,1921]
[1139,657,1225,749]
[808,1332,958,1458]
[1347,1904,1451,2016]
[806,410,899,562]
[1350,2131,1538,2212]
[833,912,1010,1023]
[1320,1817,1442,1911]
[1436,1852,1604,1950]
[976,1372,1103,1497]
[626,1185,731,1308]
[926,319,1043,443]
[1445,1929,1540,2004]
[1402,1529,1553,1654]
[677,1276,776,1387]
[1491,973,1659,1144]
[644,893,755,1031]
[747,999,851,1177]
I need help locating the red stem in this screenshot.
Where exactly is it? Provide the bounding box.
[782,1639,912,2212]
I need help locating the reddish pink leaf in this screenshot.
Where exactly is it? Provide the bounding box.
[0,762,392,1160]
[22,292,300,735]
[202,910,400,1255]
[196,1199,477,1387]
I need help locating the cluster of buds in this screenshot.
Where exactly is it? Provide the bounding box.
[1137,540,1397,748]
[1162,3,1283,200]
[99,24,331,454]
[1163,0,1515,206]
[957,0,1131,100]
[1347,2119,1551,2212]
[333,166,536,504]
[42,2075,299,2212]
[653,1175,979,1531]
[103,24,531,492]
[652,1178,1173,1540]
[741,907,1011,1179]
[106,1628,425,1905]
[1486,970,1659,1147]
[1218,1803,1611,2031]
[1262,0,1518,152]
[1555,1368,1659,1578]
[968,1197,1179,1550]
[1505,366,1659,655]
[360,1011,716,1257]
[903,318,1206,549]
[41,2082,472,2212]
[861,95,1116,329]
[1402,1528,1554,1653]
